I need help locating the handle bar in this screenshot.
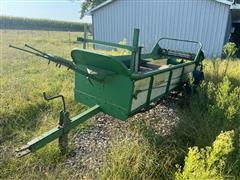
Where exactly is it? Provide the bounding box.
[158,37,202,49]
[43,92,66,112]
[157,38,203,62]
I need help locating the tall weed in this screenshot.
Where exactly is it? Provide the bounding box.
[223,42,238,58]
[175,131,235,180]
[176,60,240,178]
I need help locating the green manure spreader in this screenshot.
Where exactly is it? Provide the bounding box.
[10,28,204,157]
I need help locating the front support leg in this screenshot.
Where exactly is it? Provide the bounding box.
[58,111,70,155]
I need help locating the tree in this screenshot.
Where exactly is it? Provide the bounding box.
[80,0,107,19]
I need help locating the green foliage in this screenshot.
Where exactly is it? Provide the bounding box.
[175,131,235,180]
[175,59,240,178]
[204,59,240,86]
[80,0,106,18]
[0,16,91,32]
[223,42,238,58]
[208,77,240,123]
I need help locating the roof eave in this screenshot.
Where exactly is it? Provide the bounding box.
[86,0,236,16]
[215,0,234,5]
[86,0,115,15]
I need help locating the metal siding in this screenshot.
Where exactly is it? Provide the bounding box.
[225,13,232,43]
[93,0,231,57]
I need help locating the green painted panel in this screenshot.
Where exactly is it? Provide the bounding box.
[74,72,133,120]
[71,49,129,76]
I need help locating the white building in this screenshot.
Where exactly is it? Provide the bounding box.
[89,0,240,57]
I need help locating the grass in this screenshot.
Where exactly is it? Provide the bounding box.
[0,30,89,179]
[1,30,240,179]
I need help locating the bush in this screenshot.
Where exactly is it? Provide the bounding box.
[223,42,238,58]
[176,60,240,178]
[207,77,240,124]
[175,130,235,180]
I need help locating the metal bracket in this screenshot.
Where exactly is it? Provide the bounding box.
[58,111,70,155]
[15,145,31,157]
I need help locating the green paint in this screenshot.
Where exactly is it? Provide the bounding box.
[16,105,101,157]
[11,28,205,157]
[166,70,173,94]
[146,76,154,107]
[130,28,140,73]
[77,37,134,51]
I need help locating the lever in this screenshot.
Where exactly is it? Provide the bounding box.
[43,92,66,112]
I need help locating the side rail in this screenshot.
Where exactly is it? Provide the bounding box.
[77,37,134,52]
[77,28,141,73]
[77,28,140,53]
[157,38,203,62]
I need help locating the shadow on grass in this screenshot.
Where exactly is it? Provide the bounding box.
[0,102,50,144]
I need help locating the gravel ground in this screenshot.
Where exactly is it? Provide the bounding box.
[65,97,180,177]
